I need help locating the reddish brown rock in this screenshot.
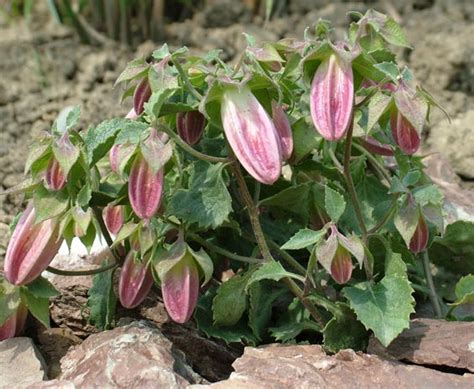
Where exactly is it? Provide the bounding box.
[56,321,203,388]
[368,318,474,373]
[191,344,474,389]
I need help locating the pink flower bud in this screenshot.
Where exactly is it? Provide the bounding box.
[409,214,429,253]
[360,136,394,156]
[4,204,63,285]
[109,145,121,173]
[271,101,294,161]
[161,254,200,323]
[0,303,28,341]
[118,252,154,309]
[176,111,206,145]
[103,205,124,235]
[310,54,354,141]
[221,87,282,184]
[45,158,66,191]
[390,111,420,155]
[128,154,164,221]
[133,78,152,115]
[330,246,353,285]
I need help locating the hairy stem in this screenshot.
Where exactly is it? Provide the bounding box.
[422,251,443,318]
[172,57,203,100]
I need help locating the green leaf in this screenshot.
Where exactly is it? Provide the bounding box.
[21,288,50,328]
[259,183,312,220]
[323,305,369,353]
[292,118,319,162]
[413,184,444,207]
[87,266,117,330]
[213,271,252,327]
[168,162,232,229]
[52,137,80,177]
[394,87,428,135]
[281,228,326,250]
[373,62,399,83]
[33,186,69,223]
[366,91,392,133]
[343,275,415,347]
[394,202,419,248]
[195,288,257,345]
[380,17,412,49]
[77,183,92,207]
[24,142,51,175]
[325,186,346,223]
[114,58,148,86]
[25,277,60,298]
[450,275,474,307]
[188,247,214,286]
[0,279,20,326]
[385,252,407,278]
[144,89,176,121]
[246,261,304,292]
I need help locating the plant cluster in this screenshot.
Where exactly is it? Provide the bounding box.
[1,10,473,350]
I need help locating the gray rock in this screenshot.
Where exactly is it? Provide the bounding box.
[56,321,203,388]
[0,337,48,388]
[191,344,474,389]
[368,318,474,373]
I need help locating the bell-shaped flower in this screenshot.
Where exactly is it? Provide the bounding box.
[271,101,294,161]
[133,78,152,115]
[390,111,420,155]
[310,53,354,141]
[176,111,206,145]
[221,86,282,185]
[45,157,66,191]
[103,205,125,235]
[155,240,213,323]
[0,303,28,341]
[409,214,429,253]
[316,225,364,285]
[118,252,154,309]
[4,203,63,285]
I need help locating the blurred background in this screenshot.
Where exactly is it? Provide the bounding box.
[0,0,473,249]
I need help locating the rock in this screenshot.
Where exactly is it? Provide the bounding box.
[0,337,48,388]
[56,321,204,388]
[368,318,474,373]
[428,110,474,180]
[191,344,474,389]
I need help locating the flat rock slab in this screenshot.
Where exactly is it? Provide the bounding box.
[368,318,474,373]
[34,321,202,389]
[0,337,48,388]
[191,344,474,389]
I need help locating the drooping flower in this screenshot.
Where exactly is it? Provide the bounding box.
[118,252,154,309]
[409,214,429,253]
[45,157,66,191]
[103,205,125,235]
[176,111,206,145]
[390,111,420,155]
[4,203,63,285]
[330,245,353,285]
[0,303,28,341]
[221,86,282,184]
[271,101,294,161]
[133,78,152,115]
[310,53,354,141]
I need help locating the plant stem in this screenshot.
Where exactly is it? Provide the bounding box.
[229,154,273,263]
[267,239,307,275]
[353,143,392,184]
[422,251,443,318]
[158,124,228,164]
[189,233,262,264]
[46,261,118,276]
[368,196,398,234]
[172,57,203,100]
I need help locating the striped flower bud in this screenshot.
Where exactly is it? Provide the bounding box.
[409,214,429,253]
[128,154,164,221]
[4,203,63,285]
[103,205,125,235]
[118,252,154,309]
[221,86,282,185]
[0,303,28,341]
[360,136,394,156]
[126,108,139,120]
[310,53,354,141]
[271,101,293,161]
[330,246,353,285]
[176,111,206,145]
[391,111,420,155]
[133,78,152,115]
[45,157,66,191]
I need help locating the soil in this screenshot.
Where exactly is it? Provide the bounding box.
[0,0,473,381]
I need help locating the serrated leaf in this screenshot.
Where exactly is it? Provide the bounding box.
[0,178,40,196]
[259,183,312,220]
[213,272,252,327]
[52,135,80,177]
[112,221,140,247]
[21,288,50,328]
[87,266,117,330]
[373,62,399,83]
[394,203,419,248]
[140,134,173,175]
[325,186,346,223]
[0,279,20,326]
[394,87,428,135]
[246,261,304,292]
[385,252,407,278]
[281,228,326,250]
[25,143,51,175]
[413,184,444,207]
[33,185,69,223]
[114,58,149,86]
[168,161,232,229]
[380,17,412,49]
[25,277,60,298]
[343,275,415,347]
[323,305,369,353]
